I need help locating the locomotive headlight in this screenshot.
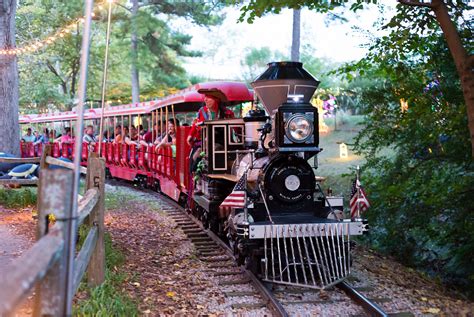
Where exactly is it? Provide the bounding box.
[285,114,313,143]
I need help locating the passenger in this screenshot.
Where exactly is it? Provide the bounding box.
[56,127,73,144]
[157,119,180,157]
[22,128,35,143]
[33,131,40,142]
[122,126,129,142]
[187,88,234,170]
[141,125,153,144]
[130,126,139,142]
[34,128,49,145]
[49,130,57,143]
[124,126,139,146]
[83,125,97,145]
[153,120,167,144]
[114,125,122,143]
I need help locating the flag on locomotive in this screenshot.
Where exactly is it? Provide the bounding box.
[219,174,246,213]
[350,178,370,218]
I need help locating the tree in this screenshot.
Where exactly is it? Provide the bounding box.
[240,47,286,82]
[117,0,224,103]
[130,0,140,103]
[397,0,474,157]
[291,9,301,61]
[237,0,474,157]
[0,1,19,155]
[337,1,473,294]
[15,1,223,111]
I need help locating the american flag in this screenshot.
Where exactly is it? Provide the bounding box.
[350,179,370,218]
[220,174,246,212]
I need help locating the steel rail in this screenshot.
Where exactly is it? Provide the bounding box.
[337,281,388,317]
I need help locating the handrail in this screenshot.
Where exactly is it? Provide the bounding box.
[0,151,106,315]
[77,188,100,227]
[72,226,98,293]
[0,157,40,163]
[0,178,38,185]
[0,230,64,316]
[45,156,88,174]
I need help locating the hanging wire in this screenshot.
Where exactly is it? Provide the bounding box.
[98,0,114,154]
[67,0,95,314]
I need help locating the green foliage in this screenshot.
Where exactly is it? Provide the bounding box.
[235,0,368,23]
[0,187,37,208]
[240,46,286,81]
[74,233,138,316]
[338,1,474,295]
[16,0,225,111]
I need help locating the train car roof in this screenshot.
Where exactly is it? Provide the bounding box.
[19,114,37,124]
[147,81,253,112]
[101,102,150,117]
[29,109,99,123]
[18,81,254,123]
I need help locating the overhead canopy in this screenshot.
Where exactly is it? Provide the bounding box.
[30,110,99,123]
[19,81,254,124]
[147,81,254,113]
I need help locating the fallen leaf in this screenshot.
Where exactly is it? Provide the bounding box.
[166,291,176,298]
[423,308,441,314]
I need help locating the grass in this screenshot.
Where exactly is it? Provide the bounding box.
[316,114,366,197]
[74,233,139,316]
[0,187,37,208]
[104,191,136,210]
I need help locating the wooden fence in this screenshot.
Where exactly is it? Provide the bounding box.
[0,145,105,316]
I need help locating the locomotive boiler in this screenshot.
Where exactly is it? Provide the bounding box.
[194,61,368,289]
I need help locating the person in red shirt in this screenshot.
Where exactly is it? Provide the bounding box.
[187,88,234,147]
[187,88,234,194]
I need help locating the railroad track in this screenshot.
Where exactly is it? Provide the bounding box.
[149,189,400,317]
[151,192,288,316]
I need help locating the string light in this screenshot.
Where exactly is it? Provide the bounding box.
[0,0,113,56]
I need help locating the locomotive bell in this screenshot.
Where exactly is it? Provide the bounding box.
[251,61,320,115]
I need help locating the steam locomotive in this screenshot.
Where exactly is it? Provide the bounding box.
[192,62,368,289]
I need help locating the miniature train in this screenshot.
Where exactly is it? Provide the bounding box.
[17,61,368,289]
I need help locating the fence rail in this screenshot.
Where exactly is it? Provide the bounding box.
[0,144,105,316]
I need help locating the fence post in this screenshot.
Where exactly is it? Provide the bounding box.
[33,168,74,317]
[86,154,106,286]
[36,144,51,241]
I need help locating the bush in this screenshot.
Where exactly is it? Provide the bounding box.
[0,187,37,208]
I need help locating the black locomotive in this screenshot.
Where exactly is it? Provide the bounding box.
[192,62,368,289]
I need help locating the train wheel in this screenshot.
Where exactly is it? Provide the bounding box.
[245,250,260,275]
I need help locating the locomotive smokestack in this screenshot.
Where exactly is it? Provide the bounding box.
[251,61,320,115]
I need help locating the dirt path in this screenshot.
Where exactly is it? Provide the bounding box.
[0,206,36,316]
[105,189,229,315]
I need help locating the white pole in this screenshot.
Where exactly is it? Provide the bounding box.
[67,0,95,313]
[98,0,113,154]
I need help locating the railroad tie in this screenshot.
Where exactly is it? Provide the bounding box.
[231,302,266,309]
[224,291,258,297]
[218,278,250,285]
[212,271,242,276]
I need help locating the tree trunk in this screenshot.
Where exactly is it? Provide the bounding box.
[130,0,140,104]
[430,1,474,158]
[0,1,19,156]
[291,9,301,62]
